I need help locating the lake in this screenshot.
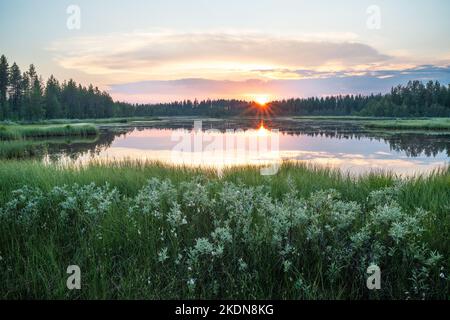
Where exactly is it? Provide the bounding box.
[41,118,449,176]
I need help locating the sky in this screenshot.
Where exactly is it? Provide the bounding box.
[1,0,450,103]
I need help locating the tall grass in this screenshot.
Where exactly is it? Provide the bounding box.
[365,118,450,130]
[0,124,98,140]
[293,116,394,121]
[0,160,448,299]
[0,125,20,140]
[12,117,160,125]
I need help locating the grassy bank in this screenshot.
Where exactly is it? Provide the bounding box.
[0,124,99,140]
[293,116,392,121]
[364,118,450,130]
[1,117,161,126]
[0,160,448,299]
[291,116,450,130]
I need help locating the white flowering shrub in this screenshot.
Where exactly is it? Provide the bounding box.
[0,183,119,229]
[366,182,405,208]
[0,176,447,299]
[129,178,177,218]
[216,182,274,243]
[57,183,120,223]
[350,199,443,299]
[0,186,46,227]
[179,177,214,213]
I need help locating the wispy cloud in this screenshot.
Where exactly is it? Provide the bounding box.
[109,65,450,103]
[49,30,391,82]
[48,30,450,102]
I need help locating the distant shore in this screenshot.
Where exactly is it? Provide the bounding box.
[2,116,450,131]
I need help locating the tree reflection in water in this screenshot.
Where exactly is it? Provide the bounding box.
[7,119,450,161]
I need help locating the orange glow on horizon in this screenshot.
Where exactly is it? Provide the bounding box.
[247,94,275,118]
[245,93,271,107]
[249,94,271,106]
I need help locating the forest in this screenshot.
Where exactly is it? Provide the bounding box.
[1,54,450,120]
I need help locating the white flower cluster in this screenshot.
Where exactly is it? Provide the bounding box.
[0,183,119,228]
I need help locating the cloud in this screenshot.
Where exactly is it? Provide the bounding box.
[48,30,390,82]
[48,30,450,102]
[109,65,450,103]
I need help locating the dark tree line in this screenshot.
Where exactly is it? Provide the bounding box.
[1,54,449,120]
[124,81,450,118]
[0,55,120,120]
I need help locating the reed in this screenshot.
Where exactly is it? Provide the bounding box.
[0,124,98,140]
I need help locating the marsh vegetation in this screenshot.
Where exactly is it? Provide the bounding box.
[0,161,448,299]
[0,123,98,140]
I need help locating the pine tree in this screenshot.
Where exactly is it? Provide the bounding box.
[0,55,9,119]
[20,71,31,119]
[8,62,22,119]
[61,79,80,119]
[45,75,62,119]
[21,64,44,120]
[29,75,45,120]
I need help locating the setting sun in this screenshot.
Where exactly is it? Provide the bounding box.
[253,94,270,106]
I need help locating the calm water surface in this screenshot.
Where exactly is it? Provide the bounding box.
[44,119,450,176]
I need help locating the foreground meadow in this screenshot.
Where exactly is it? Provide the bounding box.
[0,161,448,299]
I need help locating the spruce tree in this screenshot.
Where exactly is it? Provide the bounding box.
[45,75,62,119]
[0,55,9,119]
[8,62,22,119]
